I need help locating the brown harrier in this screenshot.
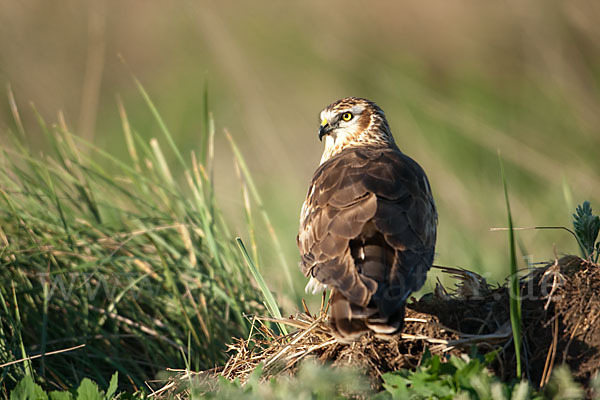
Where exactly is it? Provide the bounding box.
[297,97,437,341]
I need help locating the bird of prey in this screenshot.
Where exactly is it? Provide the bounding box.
[297,97,437,342]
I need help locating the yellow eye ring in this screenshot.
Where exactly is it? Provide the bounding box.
[341,112,353,121]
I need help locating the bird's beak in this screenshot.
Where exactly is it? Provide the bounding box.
[318,118,333,141]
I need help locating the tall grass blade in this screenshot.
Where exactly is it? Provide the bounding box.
[11,284,33,377]
[133,78,187,169]
[116,95,140,172]
[499,153,522,378]
[6,84,25,138]
[201,81,210,166]
[234,160,260,268]
[236,238,288,335]
[561,175,574,217]
[150,138,175,187]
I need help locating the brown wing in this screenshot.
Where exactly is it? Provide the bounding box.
[297,146,437,340]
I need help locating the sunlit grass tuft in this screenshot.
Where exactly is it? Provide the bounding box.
[0,85,265,393]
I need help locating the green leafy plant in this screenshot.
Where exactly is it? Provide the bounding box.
[572,201,600,262]
[377,352,583,400]
[377,351,527,400]
[10,372,120,400]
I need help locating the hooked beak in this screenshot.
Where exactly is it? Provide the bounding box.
[318,118,333,141]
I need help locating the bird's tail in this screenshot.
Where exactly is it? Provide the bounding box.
[329,289,406,342]
[329,231,410,342]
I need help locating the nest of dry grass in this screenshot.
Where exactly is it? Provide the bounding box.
[150,255,600,398]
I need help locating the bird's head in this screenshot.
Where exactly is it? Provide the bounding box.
[317,97,395,164]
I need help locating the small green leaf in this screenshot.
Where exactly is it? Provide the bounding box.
[105,372,118,399]
[510,381,530,400]
[484,348,501,366]
[10,376,48,400]
[75,378,103,400]
[49,391,73,400]
[381,373,410,399]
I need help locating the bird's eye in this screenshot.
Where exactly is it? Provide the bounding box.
[341,112,353,121]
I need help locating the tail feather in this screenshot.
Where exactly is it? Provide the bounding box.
[328,229,409,341]
[329,289,406,342]
[365,304,405,335]
[329,290,367,342]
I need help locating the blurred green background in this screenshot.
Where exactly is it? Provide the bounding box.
[1,1,599,312]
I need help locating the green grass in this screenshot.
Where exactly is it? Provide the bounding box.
[0,86,270,394]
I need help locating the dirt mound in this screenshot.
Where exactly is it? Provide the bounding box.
[164,255,599,396]
[413,255,600,386]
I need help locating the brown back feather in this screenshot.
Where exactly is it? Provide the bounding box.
[297,146,437,340]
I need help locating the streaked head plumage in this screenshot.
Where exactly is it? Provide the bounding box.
[317,97,395,164]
